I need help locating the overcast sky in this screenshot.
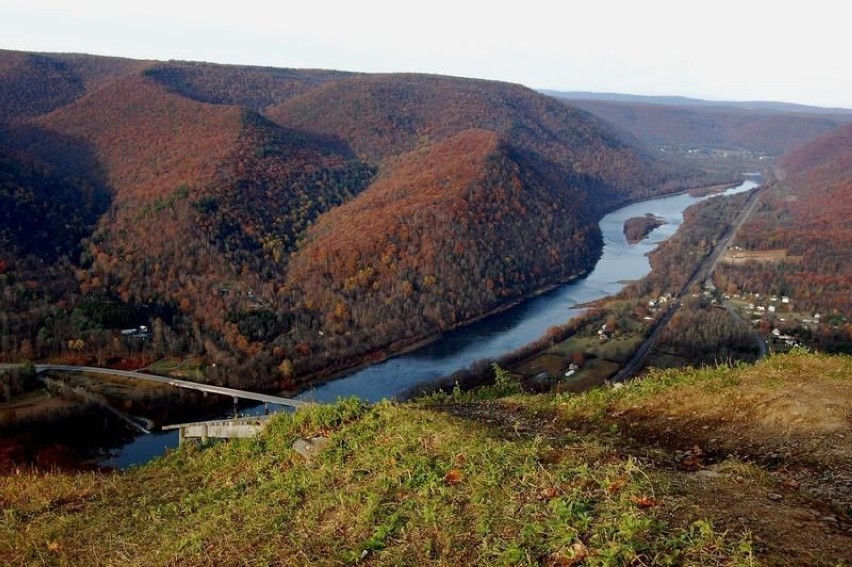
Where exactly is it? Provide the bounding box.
[2,0,850,108]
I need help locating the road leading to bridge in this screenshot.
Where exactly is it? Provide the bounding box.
[0,363,306,408]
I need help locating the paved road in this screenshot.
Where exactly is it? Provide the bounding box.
[0,364,306,408]
[612,184,765,382]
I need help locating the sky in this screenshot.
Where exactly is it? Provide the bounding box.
[2,0,850,109]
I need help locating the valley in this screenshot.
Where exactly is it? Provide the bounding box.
[1,49,850,457]
[1,45,851,566]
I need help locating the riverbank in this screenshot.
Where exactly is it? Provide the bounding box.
[292,178,745,391]
[291,270,591,392]
[2,178,758,467]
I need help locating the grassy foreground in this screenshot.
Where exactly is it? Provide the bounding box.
[3,351,851,566]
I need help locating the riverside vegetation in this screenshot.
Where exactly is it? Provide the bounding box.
[2,350,850,566]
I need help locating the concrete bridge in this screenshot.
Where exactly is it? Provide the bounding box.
[0,363,306,408]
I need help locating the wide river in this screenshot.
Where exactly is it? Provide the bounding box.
[102,178,759,467]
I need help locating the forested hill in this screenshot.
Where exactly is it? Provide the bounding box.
[715,123,852,349]
[0,50,149,123]
[551,95,852,156]
[0,50,714,388]
[142,61,354,110]
[283,130,603,374]
[266,74,703,209]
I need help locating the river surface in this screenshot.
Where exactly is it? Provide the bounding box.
[101,178,759,468]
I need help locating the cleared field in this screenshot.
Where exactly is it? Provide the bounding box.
[143,357,206,379]
[721,248,803,265]
[512,353,567,378]
[510,334,642,393]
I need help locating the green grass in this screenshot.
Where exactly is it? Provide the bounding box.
[1,380,758,566]
[144,356,206,379]
[19,350,851,565]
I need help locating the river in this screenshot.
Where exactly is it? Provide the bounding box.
[101,178,759,467]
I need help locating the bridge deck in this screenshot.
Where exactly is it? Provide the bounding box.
[0,364,306,408]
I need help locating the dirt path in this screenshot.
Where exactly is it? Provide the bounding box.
[435,355,852,565]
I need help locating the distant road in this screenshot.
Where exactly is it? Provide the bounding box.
[0,364,306,408]
[612,184,765,382]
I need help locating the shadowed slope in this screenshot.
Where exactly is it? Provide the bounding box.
[0,50,149,124]
[267,74,694,210]
[143,61,354,110]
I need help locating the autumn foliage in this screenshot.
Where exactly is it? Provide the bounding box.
[0,50,764,386]
[715,123,852,346]
[560,98,851,155]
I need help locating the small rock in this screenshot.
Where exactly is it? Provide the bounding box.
[612,382,626,390]
[768,492,784,501]
[822,516,838,524]
[292,436,330,460]
[695,469,721,479]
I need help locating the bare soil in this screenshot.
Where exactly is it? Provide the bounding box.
[722,249,803,265]
[437,359,852,566]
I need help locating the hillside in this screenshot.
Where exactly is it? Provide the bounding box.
[2,351,850,565]
[1,51,723,388]
[282,130,601,374]
[0,49,148,124]
[143,61,353,110]
[552,97,851,156]
[714,123,852,350]
[1,70,375,383]
[0,149,104,361]
[546,90,852,115]
[266,74,708,210]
